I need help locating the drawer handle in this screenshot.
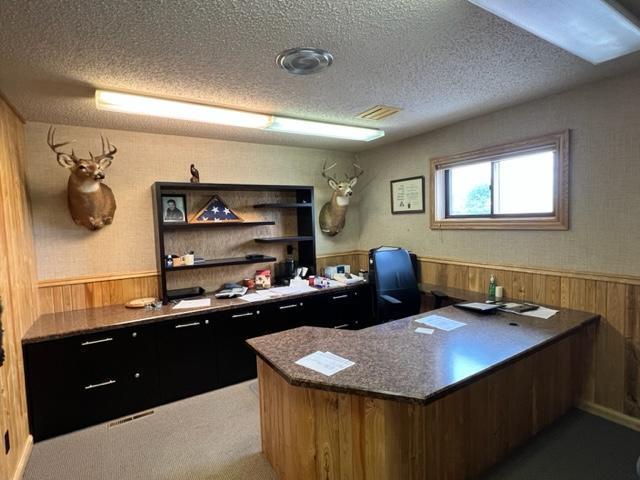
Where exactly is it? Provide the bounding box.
[279,304,298,310]
[175,321,201,329]
[81,337,113,346]
[334,323,350,329]
[332,294,349,300]
[232,312,254,318]
[84,379,116,390]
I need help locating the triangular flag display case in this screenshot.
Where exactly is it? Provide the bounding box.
[190,195,243,223]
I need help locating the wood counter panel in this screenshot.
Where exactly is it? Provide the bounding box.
[258,327,590,480]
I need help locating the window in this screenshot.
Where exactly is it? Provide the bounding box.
[430,131,569,230]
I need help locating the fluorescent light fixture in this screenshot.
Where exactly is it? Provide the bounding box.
[95,89,385,141]
[468,0,640,64]
[266,117,385,141]
[96,90,271,129]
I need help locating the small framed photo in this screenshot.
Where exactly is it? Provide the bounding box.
[161,194,187,223]
[390,176,425,214]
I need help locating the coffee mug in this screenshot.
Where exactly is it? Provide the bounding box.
[181,254,195,266]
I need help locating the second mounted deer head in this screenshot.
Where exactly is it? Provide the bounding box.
[319,161,364,236]
[47,126,118,230]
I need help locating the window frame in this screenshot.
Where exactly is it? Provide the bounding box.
[430,130,569,230]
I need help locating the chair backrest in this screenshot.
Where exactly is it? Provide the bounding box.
[369,247,421,322]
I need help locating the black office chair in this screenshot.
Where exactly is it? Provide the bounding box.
[369,247,422,323]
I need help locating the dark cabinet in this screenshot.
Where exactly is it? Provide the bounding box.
[24,285,373,441]
[302,285,371,329]
[24,324,158,441]
[216,306,265,387]
[156,313,218,404]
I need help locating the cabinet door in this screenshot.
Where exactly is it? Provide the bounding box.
[314,286,372,330]
[156,314,218,404]
[24,324,159,441]
[263,299,306,334]
[216,306,265,387]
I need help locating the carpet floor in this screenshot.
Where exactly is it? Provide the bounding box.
[24,380,640,480]
[23,380,277,480]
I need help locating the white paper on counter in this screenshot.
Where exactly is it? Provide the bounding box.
[295,351,354,376]
[516,307,558,319]
[415,327,435,335]
[237,293,270,303]
[415,314,466,331]
[173,298,211,309]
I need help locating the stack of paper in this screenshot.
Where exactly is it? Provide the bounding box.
[172,298,211,309]
[517,307,558,319]
[295,351,355,376]
[415,314,466,331]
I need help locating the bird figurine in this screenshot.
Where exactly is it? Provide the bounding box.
[190,164,200,183]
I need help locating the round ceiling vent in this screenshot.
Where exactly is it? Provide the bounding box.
[276,48,334,75]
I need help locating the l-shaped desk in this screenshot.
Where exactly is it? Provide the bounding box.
[248,286,598,480]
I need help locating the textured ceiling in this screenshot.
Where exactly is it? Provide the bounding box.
[1,0,640,152]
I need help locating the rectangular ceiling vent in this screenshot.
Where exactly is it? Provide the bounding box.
[356,105,402,121]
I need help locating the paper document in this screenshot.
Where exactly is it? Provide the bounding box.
[415,315,466,331]
[172,298,211,309]
[415,327,435,335]
[238,292,270,303]
[295,351,355,376]
[270,284,317,295]
[516,307,558,319]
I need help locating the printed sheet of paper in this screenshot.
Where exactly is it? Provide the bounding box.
[415,315,466,332]
[516,307,558,319]
[173,298,211,309]
[415,327,435,335]
[295,351,355,376]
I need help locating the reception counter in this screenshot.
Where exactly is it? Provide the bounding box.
[247,305,598,479]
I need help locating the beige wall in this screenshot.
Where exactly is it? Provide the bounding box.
[26,122,359,280]
[357,69,640,277]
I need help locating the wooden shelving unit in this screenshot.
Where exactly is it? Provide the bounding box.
[254,236,314,243]
[153,182,316,304]
[161,220,275,231]
[253,203,312,209]
[167,255,278,271]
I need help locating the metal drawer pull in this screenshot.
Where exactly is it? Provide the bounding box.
[332,294,349,300]
[175,321,200,329]
[279,304,298,310]
[84,380,116,390]
[81,337,113,346]
[232,312,254,318]
[334,323,350,329]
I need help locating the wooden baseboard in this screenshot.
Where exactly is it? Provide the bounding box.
[12,435,32,480]
[578,402,640,433]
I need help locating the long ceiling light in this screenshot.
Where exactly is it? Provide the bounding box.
[468,0,640,64]
[95,90,384,142]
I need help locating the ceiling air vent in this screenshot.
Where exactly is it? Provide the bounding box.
[356,105,401,121]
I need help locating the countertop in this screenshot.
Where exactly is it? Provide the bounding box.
[23,282,366,344]
[247,305,598,405]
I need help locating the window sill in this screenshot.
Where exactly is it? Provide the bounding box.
[430,215,568,230]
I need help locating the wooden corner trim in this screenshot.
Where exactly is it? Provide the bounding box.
[11,435,33,480]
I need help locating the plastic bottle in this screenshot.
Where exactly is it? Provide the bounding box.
[488,275,497,300]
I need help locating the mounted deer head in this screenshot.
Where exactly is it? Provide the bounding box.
[319,161,364,236]
[47,126,118,230]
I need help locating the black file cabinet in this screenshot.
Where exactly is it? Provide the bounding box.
[24,324,159,440]
[24,284,372,441]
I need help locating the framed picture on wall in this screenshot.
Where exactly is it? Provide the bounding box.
[161,194,187,223]
[390,176,425,214]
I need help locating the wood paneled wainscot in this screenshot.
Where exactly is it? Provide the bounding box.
[0,93,39,480]
[249,307,597,479]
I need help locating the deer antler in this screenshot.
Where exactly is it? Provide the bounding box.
[92,135,117,162]
[350,163,364,180]
[321,161,338,182]
[47,126,78,162]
